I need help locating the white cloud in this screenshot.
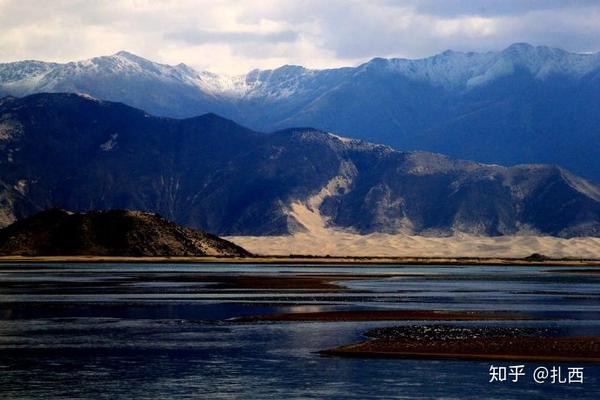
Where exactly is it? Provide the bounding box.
[0,0,599,74]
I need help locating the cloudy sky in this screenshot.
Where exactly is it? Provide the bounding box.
[1,0,600,74]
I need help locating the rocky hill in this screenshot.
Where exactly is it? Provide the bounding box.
[0,93,599,238]
[0,209,250,256]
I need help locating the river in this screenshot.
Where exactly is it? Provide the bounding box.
[0,263,598,399]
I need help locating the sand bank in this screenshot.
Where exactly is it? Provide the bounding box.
[321,325,600,363]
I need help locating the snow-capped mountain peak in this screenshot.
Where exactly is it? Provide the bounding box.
[359,43,600,88]
[113,50,139,59]
[356,43,600,89]
[2,43,599,100]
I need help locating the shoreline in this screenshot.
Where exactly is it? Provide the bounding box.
[1,255,600,266]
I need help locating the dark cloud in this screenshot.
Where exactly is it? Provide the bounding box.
[383,0,600,17]
[245,0,600,60]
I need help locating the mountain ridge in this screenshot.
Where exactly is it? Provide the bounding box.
[2,43,598,94]
[1,93,599,238]
[2,43,599,182]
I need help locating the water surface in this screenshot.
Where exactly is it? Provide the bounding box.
[0,263,599,399]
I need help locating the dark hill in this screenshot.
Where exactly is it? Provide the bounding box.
[0,209,250,256]
[0,93,599,237]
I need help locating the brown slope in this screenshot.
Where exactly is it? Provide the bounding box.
[0,208,251,257]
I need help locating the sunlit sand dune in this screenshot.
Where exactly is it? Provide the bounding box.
[228,232,600,258]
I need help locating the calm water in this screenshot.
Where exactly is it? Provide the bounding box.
[0,263,599,399]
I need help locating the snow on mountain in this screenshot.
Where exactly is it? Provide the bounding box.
[240,43,600,95]
[0,51,235,97]
[2,43,599,100]
[359,43,600,89]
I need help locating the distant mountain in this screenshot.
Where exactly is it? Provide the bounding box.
[0,208,250,256]
[1,93,599,238]
[1,44,600,181]
[0,50,235,118]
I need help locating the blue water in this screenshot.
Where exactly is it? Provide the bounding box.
[0,263,599,399]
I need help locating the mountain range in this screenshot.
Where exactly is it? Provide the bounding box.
[1,43,599,181]
[1,93,599,238]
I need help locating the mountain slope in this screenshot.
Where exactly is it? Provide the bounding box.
[243,43,600,182]
[0,208,250,256]
[1,44,600,181]
[1,93,599,238]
